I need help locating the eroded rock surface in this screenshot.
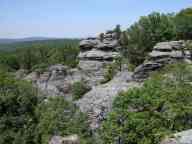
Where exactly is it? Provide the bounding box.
[78,31,121,86]
[24,64,84,99]
[76,70,140,129]
[161,129,192,144]
[49,135,80,144]
[24,31,122,97]
[133,41,191,81]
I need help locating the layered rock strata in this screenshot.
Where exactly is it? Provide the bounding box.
[133,41,191,81]
[78,31,121,86]
[24,64,84,99]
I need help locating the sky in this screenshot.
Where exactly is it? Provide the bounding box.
[1,0,192,38]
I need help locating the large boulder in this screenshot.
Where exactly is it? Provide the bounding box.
[161,129,192,144]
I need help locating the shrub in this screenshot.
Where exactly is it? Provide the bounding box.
[100,63,192,144]
[36,96,93,144]
[72,81,91,100]
[122,12,176,66]
[32,63,49,73]
[0,71,39,144]
[101,63,118,84]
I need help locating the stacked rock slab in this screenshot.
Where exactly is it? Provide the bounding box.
[78,31,121,86]
[133,41,191,81]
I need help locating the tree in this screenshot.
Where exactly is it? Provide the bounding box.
[114,24,122,40]
[0,71,39,144]
[36,97,93,144]
[124,12,176,66]
[175,8,192,40]
[100,63,192,144]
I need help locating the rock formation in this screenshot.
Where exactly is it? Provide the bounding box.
[78,31,121,86]
[161,129,192,144]
[133,41,191,81]
[76,70,140,129]
[24,64,84,99]
[23,31,122,98]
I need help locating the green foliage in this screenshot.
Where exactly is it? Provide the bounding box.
[102,56,124,84]
[31,63,49,73]
[101,63,118,84]
[113,24,122,40]
[0,72,93,144]
[0,51,19,71]
[124,12,176,66]
[0,39,79,72]
[36,97,92,144]
[72,81,91,100]
[100,63,192,144]
[175,8,192,39]
[0,71,39,144]
[0,39,80,52]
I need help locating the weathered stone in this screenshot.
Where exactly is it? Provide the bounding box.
[133,41,191,81]
[49,135,80,144]
[96,39,119,50]
[24,65,84,98]
[76,71,140,129]
[161,129,192,144]
[24,71,40,82]
[78,31,121,86]
[78,49,119,61]
[133,62,162,80]
[15,69,28,79]
[78,60,111,86]
[49,64,68,81]
[79,38,99,50]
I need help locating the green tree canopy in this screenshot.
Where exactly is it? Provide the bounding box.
[175,8,192,39]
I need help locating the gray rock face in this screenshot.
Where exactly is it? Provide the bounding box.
[76,71,140,129]
[133,41,191,81]
[161,129,192,144]
[78,31,121,86]
[15,69,28,79]
[49,135,80,144]
[24,64,84,99]
[24,31,122,97]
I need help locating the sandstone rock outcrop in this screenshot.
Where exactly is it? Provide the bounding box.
[24,31,122,97]
[78,31,121,86]
[76,70,140,129]
[49,135,80,144]
[161,129,192,144]
[133,41,191,81]
[24,64,84,99]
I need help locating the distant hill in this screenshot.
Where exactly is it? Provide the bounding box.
[0,37,58,44]
[0,38,80,51]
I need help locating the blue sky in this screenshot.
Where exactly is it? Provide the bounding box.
[1,0,192,38]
